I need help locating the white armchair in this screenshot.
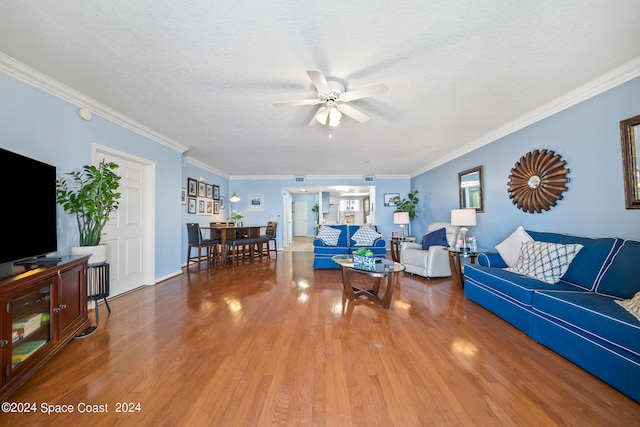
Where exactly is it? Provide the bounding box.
[400,222,458,278]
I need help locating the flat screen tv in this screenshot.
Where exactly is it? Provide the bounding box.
[0,147,57,264]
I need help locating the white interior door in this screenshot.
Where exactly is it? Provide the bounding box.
[96,147,154,297]
[293,201,308,236]
[282,192,292,247]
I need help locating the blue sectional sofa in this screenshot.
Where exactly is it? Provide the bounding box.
[313,224,386,269]
[464,230,640,403]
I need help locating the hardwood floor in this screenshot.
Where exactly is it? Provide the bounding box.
[283,236,314,252]
[4,252,639,426]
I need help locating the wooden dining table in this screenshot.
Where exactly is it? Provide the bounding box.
[204,224,263,265]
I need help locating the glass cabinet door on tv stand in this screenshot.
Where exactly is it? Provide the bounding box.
[0,256,90,401]
[8,281,53,381]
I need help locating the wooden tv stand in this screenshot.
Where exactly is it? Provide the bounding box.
[0,256,90,401]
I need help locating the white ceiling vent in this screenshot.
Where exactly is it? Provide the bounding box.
[363,175,375,182]
[294,176,306,183]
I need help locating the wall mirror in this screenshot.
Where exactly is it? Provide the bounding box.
[620,114,640,209]
[458,166,484,212]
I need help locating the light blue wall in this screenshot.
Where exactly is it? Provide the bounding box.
[1,74,183,280]
[410,76,640,249]
[181,162,230,263]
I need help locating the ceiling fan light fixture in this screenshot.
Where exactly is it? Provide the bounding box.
[315,107,329,125]
[328,107,342,127]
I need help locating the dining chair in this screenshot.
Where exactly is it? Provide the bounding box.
[186,223,220,268]
[261,221,278,258]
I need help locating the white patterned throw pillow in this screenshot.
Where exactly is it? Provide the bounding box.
[316,226,341,246]
[352,225,382,246]
[506,241,583,284]
[616,291,640,322]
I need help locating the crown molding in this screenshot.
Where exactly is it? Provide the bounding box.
[228,174,410,181]
[185,156,229,179]
[369,174,411,179]
[304,174,410,180]
[0,53,188,154]
[411,56,640,177]
[229,175,294,180]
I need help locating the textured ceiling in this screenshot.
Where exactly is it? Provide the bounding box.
[1,1,640,178]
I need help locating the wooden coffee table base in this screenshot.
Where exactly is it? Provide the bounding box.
[338,266,398,309]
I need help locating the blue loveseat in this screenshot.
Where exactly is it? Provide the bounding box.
[464,230,640,402]
[313,224,386,269]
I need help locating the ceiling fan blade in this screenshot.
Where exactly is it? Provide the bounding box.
[341,83,388,102]
[273,98,320,107]
[307,69,332,93]
[336,103,370,123]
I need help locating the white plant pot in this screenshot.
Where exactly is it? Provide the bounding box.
[70,244,107,266]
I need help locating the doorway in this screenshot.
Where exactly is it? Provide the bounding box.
[95,146,155,297]
[293,201,309,236]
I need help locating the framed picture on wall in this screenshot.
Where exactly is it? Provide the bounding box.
[197,198,206,215]
[187,178,197,197]
[181,188,187,205]
[206,184,213,199]
[219,196,225,209]
[214,201,220,214]
[206,200,213,214]
[247,194,265,211]
[198,182,206,198]
[213,185,220,200]
[384,193,400,207]
[187,197,196,214]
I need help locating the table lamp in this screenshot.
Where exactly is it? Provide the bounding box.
[393,212,410,240]
[450,208,477,251]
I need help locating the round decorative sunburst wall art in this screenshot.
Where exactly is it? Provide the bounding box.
[507,149,570,214]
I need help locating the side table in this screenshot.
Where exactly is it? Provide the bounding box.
[445,248,480,289]
[78,263,111,337]
[390,237,416,262]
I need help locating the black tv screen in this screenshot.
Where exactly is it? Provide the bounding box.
[0,147,57,264]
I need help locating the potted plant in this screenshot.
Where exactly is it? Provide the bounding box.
[56,160,121,264]
[392,190,420,237]
[353,247,375,267]
[229,210,244,226]
[312,203,320,233]
[392,190,420,220]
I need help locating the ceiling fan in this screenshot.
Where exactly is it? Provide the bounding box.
[273,69,388,128]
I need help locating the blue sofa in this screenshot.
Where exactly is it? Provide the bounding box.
[313,224,386,269]
[464,230,640,403]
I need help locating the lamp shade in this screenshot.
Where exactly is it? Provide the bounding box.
[229,192,240,203]
[450,208,477,226]
[393,212,410,225]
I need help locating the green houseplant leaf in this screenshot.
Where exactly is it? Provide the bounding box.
[392,190,420,221]
[56,160,121,246]
[230,210,244,221]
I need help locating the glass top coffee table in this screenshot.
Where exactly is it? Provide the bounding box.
[332,255,405,309]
